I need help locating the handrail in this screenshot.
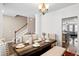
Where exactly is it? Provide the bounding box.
[15,23,27,33]
[14,23,27,43]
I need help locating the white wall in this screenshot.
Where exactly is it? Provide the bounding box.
[0,4,3,38]
[41,4,79,46]
[3,15,27,41]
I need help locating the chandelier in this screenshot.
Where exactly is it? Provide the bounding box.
[39,3,49,15]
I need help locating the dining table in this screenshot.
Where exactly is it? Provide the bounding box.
[12,39,57,56]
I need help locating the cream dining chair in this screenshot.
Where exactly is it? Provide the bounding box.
[48,33,56,40]
[48,33,57,47]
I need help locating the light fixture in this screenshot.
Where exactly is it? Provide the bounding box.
[39,3,49,15]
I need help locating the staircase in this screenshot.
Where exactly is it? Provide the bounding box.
[0,16,35,56]
[14,16,35,44]
[14,23,29,44]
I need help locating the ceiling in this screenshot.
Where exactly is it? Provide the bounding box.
[3,3,76,16]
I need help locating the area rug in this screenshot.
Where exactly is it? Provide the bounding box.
[64,51,75,56]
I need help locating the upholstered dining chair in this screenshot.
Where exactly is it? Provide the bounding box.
[48,33,56,40]
[31,34,38,43]
[22,34,32,44]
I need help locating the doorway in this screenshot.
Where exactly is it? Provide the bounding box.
[62,16,78,50]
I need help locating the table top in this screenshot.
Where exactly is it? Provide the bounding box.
[12,39,56,56]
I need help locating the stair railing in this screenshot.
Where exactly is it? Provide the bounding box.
[14,23,27,43]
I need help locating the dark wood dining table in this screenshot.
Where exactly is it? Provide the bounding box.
[12,39,56,56]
